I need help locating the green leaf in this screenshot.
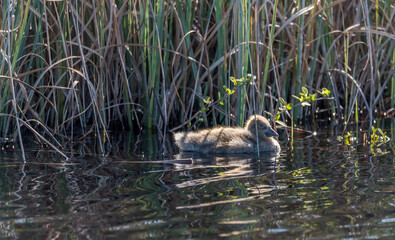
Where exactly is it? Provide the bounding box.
[325,89,331,96]
[223,86,235,95]
[200,107,209,113]
[377,128,385,136]
[344,132,352,145]
[320,88,331,97]
[279,98,287,105]
[230,76,236,85]
[292,95,301,102]
[311,94,316,101]
[286,103,293,110]
[304,87,309,94]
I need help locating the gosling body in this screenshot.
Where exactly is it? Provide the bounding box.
[174,115,280,153]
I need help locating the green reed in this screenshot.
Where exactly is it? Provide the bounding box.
[260,0,278,117]
[214,0,229,125]
[234,0,249,126]
[392,49,395,110]
[1,0,395,155]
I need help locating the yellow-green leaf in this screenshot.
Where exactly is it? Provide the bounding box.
[276,120,287,127]
[302,87,308,95]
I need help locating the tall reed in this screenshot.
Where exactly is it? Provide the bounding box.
[1,0,395,154]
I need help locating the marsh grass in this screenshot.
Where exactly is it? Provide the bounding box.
[1,0,395,155]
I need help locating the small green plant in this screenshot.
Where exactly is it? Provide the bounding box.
[370,126,390,147]
[272,87,332,147]
[292,87,331,106]
[370,126,391,155]
[292,87,316,106]
[230,74,255,87]
[337,126,390,155]
[337,131,356,145]
[203,96,213,105]
[317,88,331,97]
[222,86,235,96]
[198,75,250,123]
[270,98,292,127]
[198,96,216,124]
[274,87,331,124]
[195,80,239,126]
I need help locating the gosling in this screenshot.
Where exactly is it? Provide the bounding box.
[174,115,280,153]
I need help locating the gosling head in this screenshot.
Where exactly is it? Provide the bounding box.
[245,115,279,139]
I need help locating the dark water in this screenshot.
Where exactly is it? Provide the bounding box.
[1,121,395,239]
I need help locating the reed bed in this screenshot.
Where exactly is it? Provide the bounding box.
[1,0,395,154]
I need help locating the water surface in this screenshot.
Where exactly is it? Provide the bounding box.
[1,122,395,239]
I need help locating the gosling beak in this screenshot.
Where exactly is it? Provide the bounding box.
[265,127,279,137]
